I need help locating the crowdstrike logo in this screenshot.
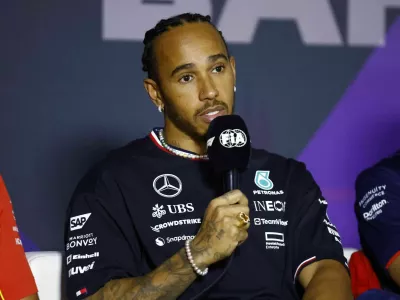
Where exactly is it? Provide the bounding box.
[151,218,201,232]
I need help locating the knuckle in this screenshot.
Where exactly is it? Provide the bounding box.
[215,206,224,218]
[208,200,217,211]
[222,216,231,225]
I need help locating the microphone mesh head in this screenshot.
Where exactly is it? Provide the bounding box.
[206,115,251,173]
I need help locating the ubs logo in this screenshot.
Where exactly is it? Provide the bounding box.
[152,203,194,219]
[153,174,182,198]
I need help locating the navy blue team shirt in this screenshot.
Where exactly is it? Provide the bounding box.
[355,151,400,292]
[64,128,347,300]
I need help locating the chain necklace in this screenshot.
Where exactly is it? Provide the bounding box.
[158,129,208,160]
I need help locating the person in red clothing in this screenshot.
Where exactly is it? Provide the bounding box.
[0,175,39,300]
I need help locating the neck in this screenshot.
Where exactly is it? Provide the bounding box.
[163,122,207,155]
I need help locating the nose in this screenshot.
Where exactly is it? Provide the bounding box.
[199,75,219,101]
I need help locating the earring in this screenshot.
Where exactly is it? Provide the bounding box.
[234,86,237,92]
[158,106,163,113]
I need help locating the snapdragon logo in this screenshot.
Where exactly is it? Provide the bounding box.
[155,235,195,246]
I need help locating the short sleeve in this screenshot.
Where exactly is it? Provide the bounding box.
[290,163,348,282]
[64,168,143,299]
[0,175,38,300]
[355,166,400,270]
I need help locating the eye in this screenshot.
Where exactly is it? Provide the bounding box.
[212,65,225,73]
[179,74,193,84]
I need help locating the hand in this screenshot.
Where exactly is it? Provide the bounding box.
[190,190,250,267]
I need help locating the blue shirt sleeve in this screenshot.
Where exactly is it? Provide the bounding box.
[355,166,400,270]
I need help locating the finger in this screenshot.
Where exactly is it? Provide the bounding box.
[216,205,250,218]
[212,190,248,207]
[233,217,251,230]
[236,230,249,244]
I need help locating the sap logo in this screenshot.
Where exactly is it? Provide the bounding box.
[219,129,247,148]
[68,261,95,278]
[70,213,91,231]
[102,0,400,47]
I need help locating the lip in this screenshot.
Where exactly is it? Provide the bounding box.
[197,106,227,123]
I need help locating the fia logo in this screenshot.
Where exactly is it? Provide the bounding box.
[70,213,91,231]
[254,171,274,190]
[219,129,247,148]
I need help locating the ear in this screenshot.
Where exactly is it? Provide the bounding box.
[143,78,164,109]
[229,56,236,85]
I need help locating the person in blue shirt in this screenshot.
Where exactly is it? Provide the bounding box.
[355,151,400,297]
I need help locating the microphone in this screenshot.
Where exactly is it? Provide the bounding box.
[206,115,251,192]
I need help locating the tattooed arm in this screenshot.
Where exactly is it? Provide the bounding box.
[86,190,250,300]
[86,247,204,300]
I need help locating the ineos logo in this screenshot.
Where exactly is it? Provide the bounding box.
[153,174,182,198]
[219,129,247,148]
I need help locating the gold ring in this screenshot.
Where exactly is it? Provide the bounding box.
[237,212,250,227]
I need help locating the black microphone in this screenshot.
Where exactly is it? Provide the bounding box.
[206,115,251,192]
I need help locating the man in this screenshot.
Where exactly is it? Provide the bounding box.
[64,13,352,299]
[0,175,39,300]
[353,151,400,296]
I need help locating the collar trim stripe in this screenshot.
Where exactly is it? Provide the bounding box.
[149,130,207,161]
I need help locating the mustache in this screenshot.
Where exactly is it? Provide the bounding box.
[195,100,229,116]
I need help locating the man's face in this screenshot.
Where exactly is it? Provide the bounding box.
[150,22,236,139]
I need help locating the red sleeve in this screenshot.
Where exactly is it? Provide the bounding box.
[0,175,38,300]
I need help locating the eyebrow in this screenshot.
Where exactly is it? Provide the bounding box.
[170,53,229,77]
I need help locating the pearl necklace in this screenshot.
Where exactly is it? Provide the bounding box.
[158,129,208,160]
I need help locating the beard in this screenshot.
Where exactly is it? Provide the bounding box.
[163,96,234,143]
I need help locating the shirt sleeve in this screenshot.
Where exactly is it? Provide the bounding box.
[289,163,348,282]
[65,167,144,299]
[355,166,400,270]
[0,175,38,300]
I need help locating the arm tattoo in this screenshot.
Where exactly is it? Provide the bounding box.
[86,248,198,300]
[216,229,225,240]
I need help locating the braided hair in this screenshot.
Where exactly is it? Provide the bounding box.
[141,13,229,81]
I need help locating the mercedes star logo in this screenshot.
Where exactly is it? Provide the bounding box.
[153,174,182,198]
